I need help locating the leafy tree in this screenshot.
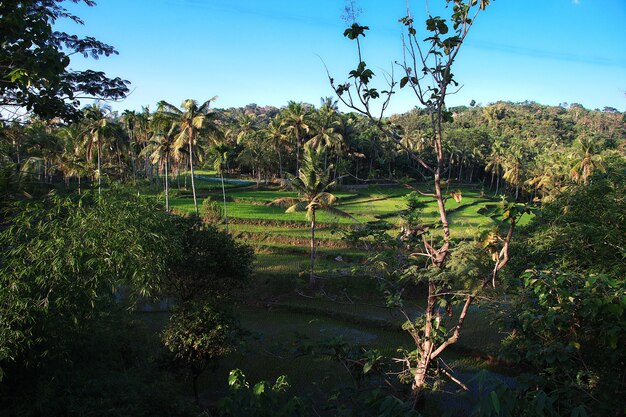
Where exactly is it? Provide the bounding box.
[569,135,605,185]
[502,270,625,417]
[144,113,179,211]
[163,217,254,304]
[162,303,239,406]
[328,0,506,405]
[0,0,129,121]
[271,145,352,284]
[264,117,287,178]
[0,188,179,379]
[83,103,114,194]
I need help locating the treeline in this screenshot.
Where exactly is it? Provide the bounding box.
[2,99,624,202]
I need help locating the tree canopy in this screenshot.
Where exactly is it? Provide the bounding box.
[0,0,129,121]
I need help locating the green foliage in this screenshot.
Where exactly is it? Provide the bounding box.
[216,369,307,417]
[0,0,129,120]
[0,189,178,370]
[503,270,626,416]
[164,217,254,303]
[471,370,586,417]
[0,303,198,417]
[162,303,238,375]
[202,197,224,223]
[523,172,625,277]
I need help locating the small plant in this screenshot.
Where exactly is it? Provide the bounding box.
[216,369,307,417]
[202,197,224,224]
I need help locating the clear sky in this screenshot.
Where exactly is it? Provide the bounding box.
[56,0,626,114]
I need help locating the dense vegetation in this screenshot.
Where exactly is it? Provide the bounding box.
[1,1,624,416]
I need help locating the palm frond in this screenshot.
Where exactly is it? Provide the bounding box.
[321,204,354,219]
[269,197,302,208]
[285,200,310,213]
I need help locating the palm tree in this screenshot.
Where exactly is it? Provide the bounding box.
[83,103,113,195]
[570,136,605,186]
[485,139,505,196]
[265,118,286,178]
[144,114,179,211]
[121,109,138,182]
[271,144,352,284]
[209,143,230,232]
[157,98,220,215]
[58,123,87,192]
[308,105,343,171]
[502,144,524,201]
[282,101,310,174]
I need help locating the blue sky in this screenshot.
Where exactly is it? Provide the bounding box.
[57,0,626,114]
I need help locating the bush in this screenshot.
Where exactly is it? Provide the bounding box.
[0,189,180,371]
[202,197,224,223]
[502,270,626,416]
[164,217,254,303]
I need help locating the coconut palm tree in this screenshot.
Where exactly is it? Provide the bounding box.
[58,123,87,192]
[83,103,113,195]
[308,105,343,171]
[144,114,179,211]
[209,143,231,232]
[570,136,605,186]
[485,139,505,196]
[265,118,286,178]
[502,144,524,201]
[156,98,220,215]
[282,101,310,174]
[271,144,352,284]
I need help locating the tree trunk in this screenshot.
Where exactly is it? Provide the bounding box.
[221,170,229,233]
[192,372,200,406]
[295,130,301,174]
[494,173,500,196]
[278,148,283,178]
[188,139,198,216]
[184,161,188,190]
[165,158,170,212]
[310,207,316,285]
[97,145,102,196]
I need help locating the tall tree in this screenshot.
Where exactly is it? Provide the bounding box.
[570,135,605,186]
[83,103,113,195]
[271,145,352,284]
[283,101,310,174]
[157,98,220,215]
[265,118,287,178]
[144,114,179,211]
[209,143,231,232]
[327,1,521,405]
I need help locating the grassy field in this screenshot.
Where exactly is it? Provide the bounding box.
[162,174,530,283]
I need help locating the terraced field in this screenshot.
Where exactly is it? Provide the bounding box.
[164,176,513,286]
